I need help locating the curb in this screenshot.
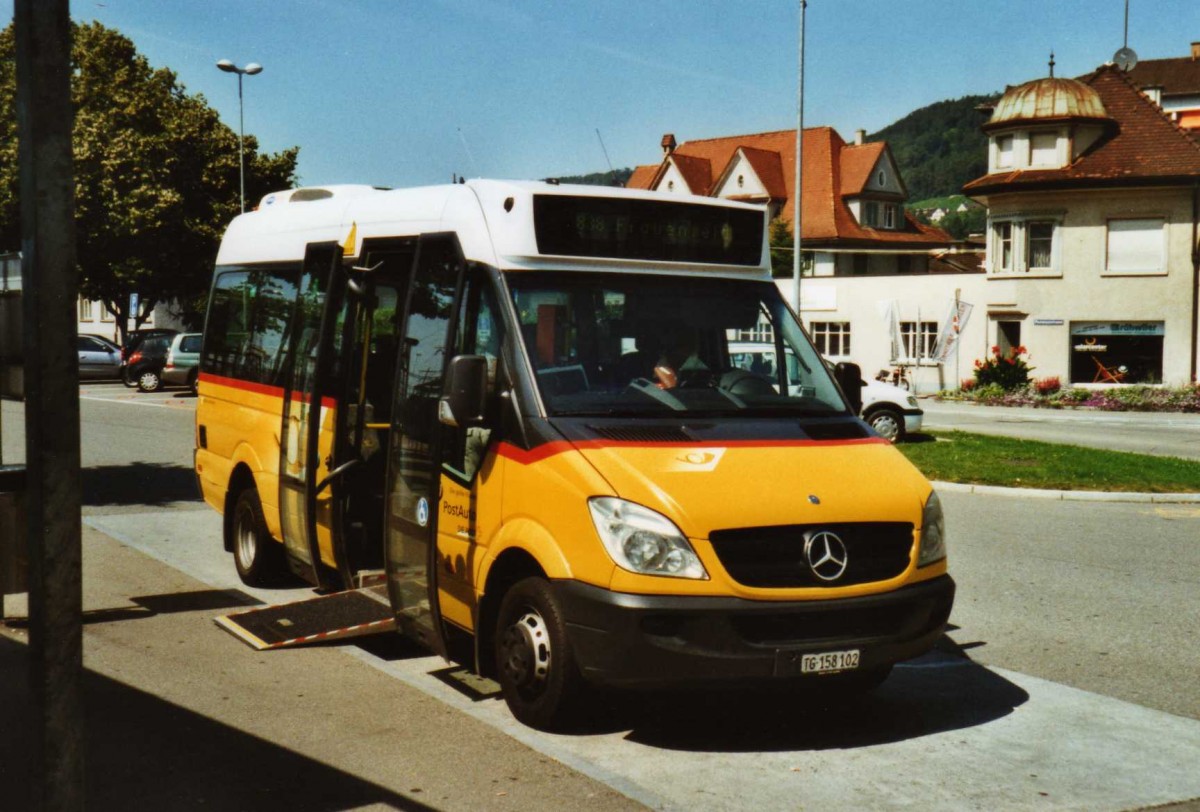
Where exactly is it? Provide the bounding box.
[932,480,1200,504]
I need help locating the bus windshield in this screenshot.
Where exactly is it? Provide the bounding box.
[506,272,849,417]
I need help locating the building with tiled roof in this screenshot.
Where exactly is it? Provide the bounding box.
[627,127,954,272]
[748,58,1200,391]
[1127,41,1200,130]
[955,62,1200,387]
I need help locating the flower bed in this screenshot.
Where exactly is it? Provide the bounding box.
[937,382,1200,412]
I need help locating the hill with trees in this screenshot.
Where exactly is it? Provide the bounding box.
[869,93,998,204]
[552,168,632,186]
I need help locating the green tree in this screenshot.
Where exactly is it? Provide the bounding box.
[768,217,811,279]
[0,22,298,340]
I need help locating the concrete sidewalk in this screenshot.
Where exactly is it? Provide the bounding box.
[0,525,640,812]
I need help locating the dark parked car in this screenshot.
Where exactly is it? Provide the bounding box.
[122,334,172,391]
[120,329,178,365]
[77,334,122,380]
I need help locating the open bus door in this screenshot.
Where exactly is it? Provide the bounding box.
[382,234,465,659]
[278,242,346,591]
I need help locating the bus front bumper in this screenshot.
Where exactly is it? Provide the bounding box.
[555,575,955,688]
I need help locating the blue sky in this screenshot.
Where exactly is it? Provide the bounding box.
[16,1,1200,189]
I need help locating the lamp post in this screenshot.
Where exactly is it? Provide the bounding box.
[216,59,262,213]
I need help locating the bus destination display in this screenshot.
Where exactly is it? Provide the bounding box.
[533,195,764,266]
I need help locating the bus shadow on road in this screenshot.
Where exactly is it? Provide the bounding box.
[584,637,1028,752]
[82,462,202,506]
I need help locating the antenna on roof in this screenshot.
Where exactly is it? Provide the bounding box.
[595,128,615,176]
[456,127,479,178]
[1112,0,1138,71]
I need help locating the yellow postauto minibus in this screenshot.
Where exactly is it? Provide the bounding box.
[196,180,954,729]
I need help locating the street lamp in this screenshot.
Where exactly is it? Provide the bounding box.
[216,59,263,213]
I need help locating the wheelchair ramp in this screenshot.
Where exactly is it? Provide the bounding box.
[215,585,395,651]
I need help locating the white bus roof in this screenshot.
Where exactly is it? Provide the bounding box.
[215,179,770,279]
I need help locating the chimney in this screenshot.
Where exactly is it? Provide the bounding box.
[854,129,866,145]
[1144,85,1163,105]
[661,133,677,155]
[1192,41,1200,60]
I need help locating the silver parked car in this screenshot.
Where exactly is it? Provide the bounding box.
[161,332,203,393]
[77,334,122,380]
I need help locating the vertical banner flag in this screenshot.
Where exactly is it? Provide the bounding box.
[933,298,973,363]
[876,299,904,362]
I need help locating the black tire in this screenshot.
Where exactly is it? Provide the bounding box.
[867,407,905,443]
[495,576,585,730]
[136,368,162,392]
[230,488,285,586]
[122,369,137,388]
[188,368,199,395]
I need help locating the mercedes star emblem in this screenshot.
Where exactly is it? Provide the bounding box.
[804,530,849,582]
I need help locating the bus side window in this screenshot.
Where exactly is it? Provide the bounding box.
[444,270,506,482]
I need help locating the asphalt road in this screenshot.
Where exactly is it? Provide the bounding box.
[3,383,1200,810]
[920,399,1200,460]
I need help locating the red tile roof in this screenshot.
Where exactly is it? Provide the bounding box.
[626,164,659,190]
[964,64,1200,195]
[1127,56,1200,98]
[627,127,951,248]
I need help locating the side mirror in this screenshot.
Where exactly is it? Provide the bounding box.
[439,354,488,428]
[833,361,864,415]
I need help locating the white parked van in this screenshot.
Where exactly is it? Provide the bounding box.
[728,342,923,441]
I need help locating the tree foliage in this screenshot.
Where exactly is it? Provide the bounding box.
[553,168,633,187]
[869,94,998,203]
[0,22,298,339]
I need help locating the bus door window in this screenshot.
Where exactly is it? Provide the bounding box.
[444,269,507,483]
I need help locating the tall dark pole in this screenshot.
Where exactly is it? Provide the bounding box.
[15,0,84,809]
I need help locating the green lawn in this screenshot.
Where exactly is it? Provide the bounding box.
[897,431,1200,493]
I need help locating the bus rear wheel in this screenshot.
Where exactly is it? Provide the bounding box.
[495,576,584,731]
[231,488,285,586]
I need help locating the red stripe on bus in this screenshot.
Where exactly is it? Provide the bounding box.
[198,372,336,409]
[496,436,887,464]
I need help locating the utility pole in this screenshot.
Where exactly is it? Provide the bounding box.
[16,1,84,809]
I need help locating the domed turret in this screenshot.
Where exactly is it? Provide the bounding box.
[985,77,1109,130]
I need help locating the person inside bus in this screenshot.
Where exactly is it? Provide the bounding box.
[654,325,708,389]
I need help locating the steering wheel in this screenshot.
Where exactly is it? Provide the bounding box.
[718,368,776,397]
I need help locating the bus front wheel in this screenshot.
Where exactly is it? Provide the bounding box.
[495,576,584,731]
[231,488,285,586]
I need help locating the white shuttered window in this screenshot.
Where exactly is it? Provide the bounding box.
[1106,219,1165,275]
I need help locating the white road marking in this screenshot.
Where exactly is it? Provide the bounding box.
[87,509,1200,812]
[80,393,196,410]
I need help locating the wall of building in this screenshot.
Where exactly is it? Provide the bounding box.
[790,185,1199,390]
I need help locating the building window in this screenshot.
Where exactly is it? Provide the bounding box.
[1106,218,1165,275]
[1026,221,1055,270]
[100,303,115,322]
[991,218,1060,275]
[863,202,879,226]
[810,321,851,357]
[1030,131,1058,166]
[877,170,885,185]
[667,180,675,191]
[897,255,912,274]
[995,135,1014,169]
[1070,322,1164,384]
[900,321,938,361]
[993,221,1014,272]
[853,254,868,276]
[78,297,93,322]
[884,204,896,229]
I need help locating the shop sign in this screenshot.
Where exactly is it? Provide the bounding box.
[1071,321,1164,336]
[1034,318,1064,326]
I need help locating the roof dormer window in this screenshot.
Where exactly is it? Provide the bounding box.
[995,134,1015,170]
[1030,131,1059,167]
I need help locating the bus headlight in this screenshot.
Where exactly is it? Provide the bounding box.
[588,497,708,580]
[918,491,946,566]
